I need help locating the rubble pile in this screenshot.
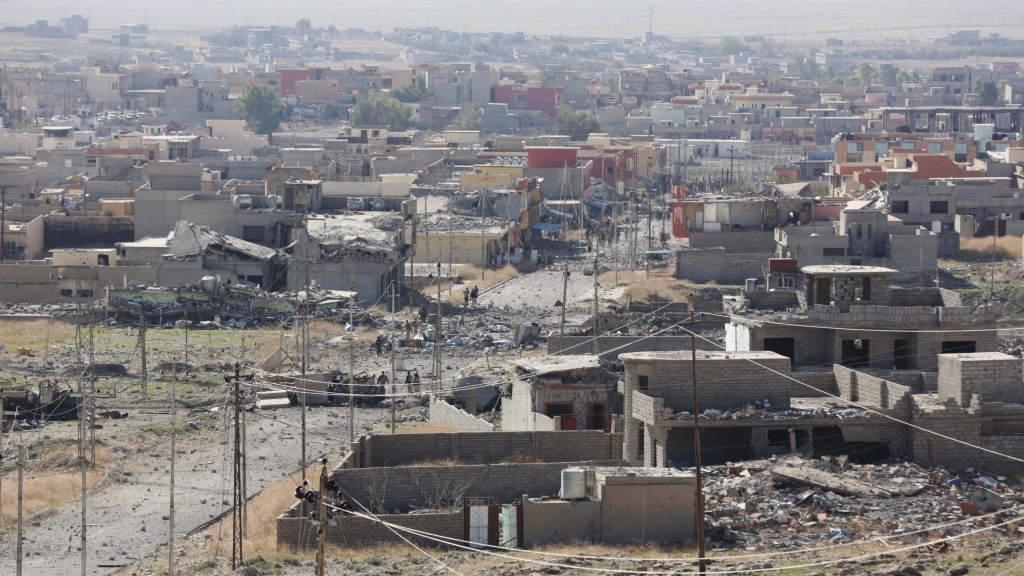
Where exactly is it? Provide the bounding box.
[702,455,1024,552]
[662,400,869,422]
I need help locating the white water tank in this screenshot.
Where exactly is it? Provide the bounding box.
[561,468,586,500]
[200,276,218,294]
[371,198,387,211]
[266,195,280,209]
[232,194,252,209]
[745,278,758,292]
[348,197,364,211]
[931,220,942,233]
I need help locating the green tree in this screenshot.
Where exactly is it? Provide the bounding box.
[856,62,876,87]
[718,36,749,56]
[350,94,414,130]
[554,104,600,140]
[392,78,429,103]
[471,40,490,53]
[453,107,482,130]
[296,18,312,30]
[236,83,281,137]
[895,69,914,85]
[878,63,899,87]
[975,78,999,105]
[550,43,570,55]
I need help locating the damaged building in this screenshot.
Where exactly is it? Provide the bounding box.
[157,219,285,290]
[501,355,620,432]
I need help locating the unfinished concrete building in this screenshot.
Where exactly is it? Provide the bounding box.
[726,265,996,377]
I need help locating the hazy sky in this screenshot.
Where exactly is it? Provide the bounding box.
[7,0,1024,40]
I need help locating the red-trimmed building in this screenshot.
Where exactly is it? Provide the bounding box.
[493,83,562,118]
[278,68,325,96]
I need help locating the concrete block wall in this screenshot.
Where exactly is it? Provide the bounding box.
[937,353,1024,407]
[548,336,718,358]
[833,365,913,420]
[789,370,838,397]
[637,355,792,413]
[278,511,463,549]
[363,431,622,467]
[631,391,664,424]
[675,250,766,285]
[328,460,624,512]
[429,396,495,432]
[741,290,800,311]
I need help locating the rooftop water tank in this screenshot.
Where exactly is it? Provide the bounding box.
[232,194,252,209]
[371,199,386,211]
[931,220,942,234]
[745,278,758,292]
[348,197,364,211]
[561,468,586,500]
[266,195,280,209]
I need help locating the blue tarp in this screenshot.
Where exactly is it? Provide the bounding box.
[531,222,563,232]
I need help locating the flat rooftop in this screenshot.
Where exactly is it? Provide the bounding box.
[802,265,897,277]
[620,350,787,363]
[509,354,602,375]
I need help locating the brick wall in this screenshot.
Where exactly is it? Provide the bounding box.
[363,431,622,467]
[428,396,495,432]
[548,336,718,358]
[789,370,837,397]
[278,510,464,549]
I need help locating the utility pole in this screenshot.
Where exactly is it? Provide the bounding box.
[140,313,147,396]
[558,266,569,355]
[16,443,24,576]
[688,293,706,575]
[89,268,96,468]
[1,186,6,263]
[433,262,443,392]
[480,191,488,282]
[348,346,355,444]
[390,337,397,433]
[299,294,307,483]
[169,360,177,576]
[316,460,328,576]
[230,364,243,570]
[592,254,600,355]
[78,278,87,576]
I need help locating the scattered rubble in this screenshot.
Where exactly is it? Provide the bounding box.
[701,455,1024,552]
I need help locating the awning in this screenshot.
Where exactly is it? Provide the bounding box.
[531,222,563,232]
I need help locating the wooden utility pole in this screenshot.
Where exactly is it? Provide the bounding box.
[299,301,307,483]
[316,460,328,576]
[432,262,443,393]
[479,191,486,282]
[230,364,243,570]
[688,293,706,575]
[140,313,147,396]
[558,266,569,355]
[169,360,177,576]
[592,255,600,355]
[16,443,24,576]
[390,339,397,434]
[78,277,87,576]
[348,347,355,444]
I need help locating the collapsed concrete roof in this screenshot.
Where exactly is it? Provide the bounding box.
[305,212,403,255]
[165,220,277,261]
[509,354,603,376]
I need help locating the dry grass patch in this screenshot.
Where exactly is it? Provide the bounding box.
[959,236,1022,262]
[0,318,73,351]
[206,469,306,558]
[598,271,695,303]
[1,441,111,526]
